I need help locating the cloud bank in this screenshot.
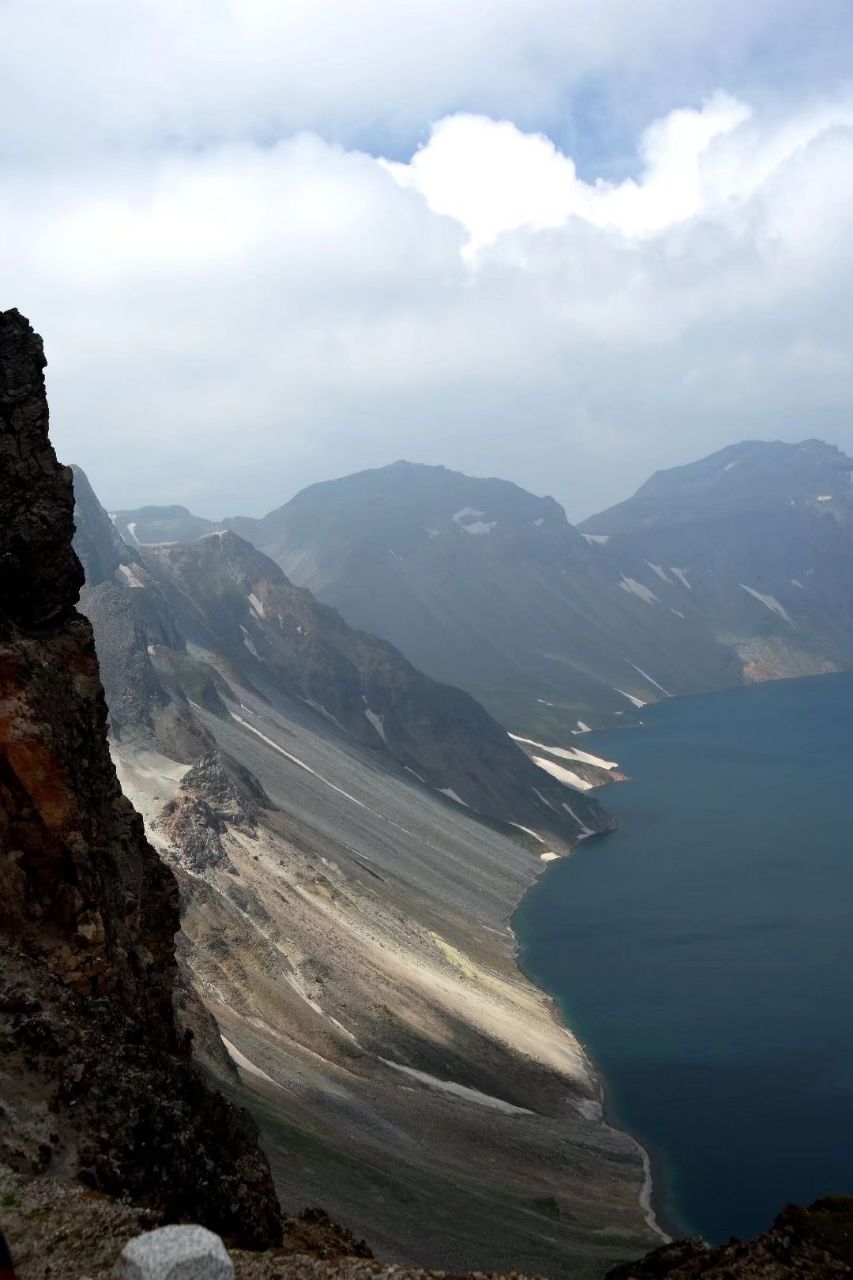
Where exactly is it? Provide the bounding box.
[0,2,851,517]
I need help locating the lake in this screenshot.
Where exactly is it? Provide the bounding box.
[514,672,853,1244]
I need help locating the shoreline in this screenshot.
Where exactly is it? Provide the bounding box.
[509,831,671,1249]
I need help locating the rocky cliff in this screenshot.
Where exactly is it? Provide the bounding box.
[0,309,280,1245]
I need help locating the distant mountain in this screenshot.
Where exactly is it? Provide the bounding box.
[75,469,608,847]
[111,503,221,545]
[581,440,853,682]
[222,460,739,735]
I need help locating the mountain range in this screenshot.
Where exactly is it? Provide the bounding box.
[116,440,853,740]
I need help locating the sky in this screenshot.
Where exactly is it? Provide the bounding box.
[1,1,852,521]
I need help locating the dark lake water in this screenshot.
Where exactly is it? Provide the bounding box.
[514,673,853,1244]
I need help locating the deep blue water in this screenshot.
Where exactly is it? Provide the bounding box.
[514,673,853,1244]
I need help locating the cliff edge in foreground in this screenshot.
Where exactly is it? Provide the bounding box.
[0,308,280,1245]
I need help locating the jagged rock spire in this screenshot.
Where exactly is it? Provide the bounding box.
[0,308,84,627]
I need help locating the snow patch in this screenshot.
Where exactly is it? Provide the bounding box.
[437,786,468,806]
[248,592,265,619]
[540,851,560,862]
[425,527,440,538]
[614,688,647,709]
[126,521,140,545]
[510,822,546,844]
[221,1036,280,1088]
[739,584,795,625]
[645,562,673,584]
[379,1058,532,1114]
[670,609,685,618]
[562,802,595,839]
[533,517,545,527]
[723,460,738,472]
[817,495,833,502]
[239,625,260,658]
[582,533,610,545]
[532,755,592,791]
[509,734,617,770]
[619,576,659,605]
[670,567,691,590]
[790,578,804,589]
[364,707,387,742]
[452,507,496,535]
[575,720,591,733]
[625,660,671,697]
[118,563,144,588]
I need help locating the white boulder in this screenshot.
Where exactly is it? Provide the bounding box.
[113,1225,234,1279]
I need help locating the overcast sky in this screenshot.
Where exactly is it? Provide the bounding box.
[2,1,852,521]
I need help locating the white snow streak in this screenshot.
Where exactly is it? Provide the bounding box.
[230,711,369,810]
[739,584,794,625]
[118,563,144,588]
[509,734,617,770]
[645,562,673,584]
[437,787,468,806]
[625,660,671,697]
[562,802,595,839]
[614,688,647,709]
[670,567,692,590]
[531,755,592,791]
[379,1059,532,1115]
[509,822,546,844]
[239,625,260,658]
[364,707,387,742]
[248,592,266,619]
[221,1037,280,1087]
[619,576,659,605]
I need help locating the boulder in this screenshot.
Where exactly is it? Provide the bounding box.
[113,1224,233,1279]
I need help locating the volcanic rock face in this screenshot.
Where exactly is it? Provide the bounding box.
[0,309,280,1245]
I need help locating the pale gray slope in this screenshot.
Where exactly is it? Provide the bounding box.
[133,673,657,1277]
[71,470,656,1275]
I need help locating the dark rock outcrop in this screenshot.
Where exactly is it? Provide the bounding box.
[159,751,272,872]
[0,309,280,1245]
[608,1197,853,1278]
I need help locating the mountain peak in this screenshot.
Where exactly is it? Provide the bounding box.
[582,438,853,535]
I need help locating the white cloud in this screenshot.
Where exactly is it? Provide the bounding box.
[383,95,752,251]
[0,3,852,519]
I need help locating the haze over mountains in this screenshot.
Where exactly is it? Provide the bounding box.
[70,463,646,1275]
[68,432,853,1273]
[115,439,853,738]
